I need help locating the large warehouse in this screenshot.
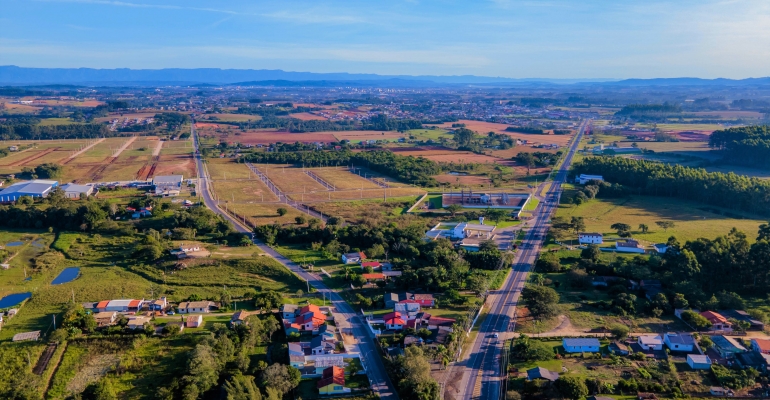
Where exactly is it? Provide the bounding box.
[0,179,59,202]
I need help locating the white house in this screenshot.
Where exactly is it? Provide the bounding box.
[687,354,712,370]
[615,239,645,254]
[578,233,603,245]
[575,174,603,184]
[637,335,664,351]
[383,312,405,330]
[341,252,365,264]
[177,301,216,313]
[562,338,601,353]
[664,333,695,352]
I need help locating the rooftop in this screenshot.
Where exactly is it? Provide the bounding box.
[563,338,600,346]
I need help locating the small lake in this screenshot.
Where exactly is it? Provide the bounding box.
[5,241,24,247]
[51,267,80,285]
[0,292,31,308]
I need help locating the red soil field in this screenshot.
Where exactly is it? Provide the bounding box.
[152,155,196,178]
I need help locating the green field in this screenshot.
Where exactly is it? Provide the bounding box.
[407,128,451,141]
[555,195,767,244]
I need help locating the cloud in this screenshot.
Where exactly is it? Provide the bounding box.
[32,0,238,14]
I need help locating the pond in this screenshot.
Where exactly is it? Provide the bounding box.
[0,292,31,308]
[51,267,80,285]
[5,241,24,247]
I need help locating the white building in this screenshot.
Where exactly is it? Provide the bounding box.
[575,174,604,185]
[637,335,664,351]
[664,333,695,352]
[615,239,645,254]
[153,175,183,195]
[578,232,603,245]
[60,183,95,199]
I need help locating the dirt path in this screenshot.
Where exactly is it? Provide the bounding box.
[111,136,137,158]
[63,138,105,164]
[152,140,164,156]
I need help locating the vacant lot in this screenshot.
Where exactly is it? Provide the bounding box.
[227,203,306,227]
[260,165,329,193]
[390,148,512,165]
[309,168,383,190]
[555,194,766,243]
[298,187,425,202]
[210,180,279,203]
[206,159,253,180]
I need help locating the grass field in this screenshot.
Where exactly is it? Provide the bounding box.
[308,196,419,223]
[555,195,767,244]
[260,165,330,193]
[310,168,383,190]
[210,180,279,203]
[227,203,306,226]
[206,159,253,180]
[406,128,452,141]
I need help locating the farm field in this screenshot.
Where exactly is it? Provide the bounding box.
[636,141,712,153]
[297,186,425,202]
[435,120,574,146]
[333,130,404,142]
[406,128,452,141]
[690,110,766,119]
[222,130,338,144]
[555,194,767,244]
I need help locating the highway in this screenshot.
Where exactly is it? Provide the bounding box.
[456,120,587,400]
[190,124,398,400]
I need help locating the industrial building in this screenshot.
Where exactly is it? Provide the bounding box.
[153,175,183,196]
[60,183,95,199]
[0,180,59,202]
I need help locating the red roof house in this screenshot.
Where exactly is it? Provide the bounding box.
[383,312,405,330]
[362,273,385,282]
[700,311,732,331]
[427,316,456,329]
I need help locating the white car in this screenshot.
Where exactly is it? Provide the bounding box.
[493,333,499,338]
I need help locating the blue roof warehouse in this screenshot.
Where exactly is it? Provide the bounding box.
[0,180,59,202]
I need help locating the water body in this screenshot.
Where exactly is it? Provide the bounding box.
[51,267,80,285]
[5,241,24,247]
[0,292,31,308]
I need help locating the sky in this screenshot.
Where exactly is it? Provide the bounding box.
[1,0,769,79]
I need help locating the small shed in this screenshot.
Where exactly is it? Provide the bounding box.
[687,354,712,370]
[186,315,203,328]
[12,330,41,342]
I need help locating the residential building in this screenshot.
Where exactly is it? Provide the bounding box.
[750,338,770,354]
[609,341,629,355]
[294,304,326,333]
[361,273,385,283]
[317,366,349,395]
[711,335,746,358]
[427,316,456,329]
[735,351,767,370]
[341,252,365,264]
[94,311,118,327]
[664,333,695,352]
[59,183,95,199]
[280,304,298,321]
[0,179,59,202]
[394,300,421,315]
[314,355,344,375]
[700,311,733,332]
[575,174,604,184]
[310,336,336,355]
[177,301,217,314]
[149,297,167,311]
[578,232,603,245]
[562,338,601,353]
[687,354,712,370]
[230,310,260,326]
[385,292,435,309]
[383,312,405,330]
[615,239,645,254]
[720,309,765,331]
[290,354,306,369]
[637,335,664,351]
[709,387,734,397]
[361,261,381,270]
[526,367,559,382]
[186,315,203,328]
[127,316,151,330]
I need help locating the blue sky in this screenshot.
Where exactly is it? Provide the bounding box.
[0,0,769,78]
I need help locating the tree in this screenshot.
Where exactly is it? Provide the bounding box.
[276,208,288,216]
[446,204,463,217]
[294,215,306,225]
[346,358,362,376]
[485,208,509,225]
[254,291,283,313]
[187,344,220,395]
[580,245,601,261]
[536,252,561,272]
[570,216,586,234]
[610,324,629,340]
[554,376,589,400]
[393,346,440,400]
[506,390,522,400]
[610,222,631,236]
[83,378,118,400]
[655,221,676,232]
[223,374,262,400]
[638,223,649,233]
[516,153,536,175]
[680,310,711,330]
[17,195,34,206]
[351,274,366,289]
[521,285,559,319]
[260,364,299,394]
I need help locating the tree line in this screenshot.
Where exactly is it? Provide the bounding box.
[571,156,770,216]
[0,121,110,140]
[709,125,770,168]
[244,149,441,186]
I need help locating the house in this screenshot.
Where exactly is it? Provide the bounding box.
[310,336,336,355]
[720,309,766,331]
[687,354,712,370]
[290,354,306,369]
[8,145,18,152]
[127,316,151,330]
[575,174,603,184]
[427,316,456,329]
[637,393,658,400]
[609,341,629,355]
[562,338,601,353]
[94,299,145,313]
[526,366,559,382]
[177,301,217,314]
[452,222,496,240]
[413,294,435,307]
[317,366,349,395]
[750,338,770,354]
[637,335,664,351]
[341,252,366,264]
[664,333,695,352]
[578,232,603,245]
[615,239,645,254]
[230,310,260,326]
[280,304,298,321]
[709,387,735,397]
[361,261,381,270]
[640,280,663,300]
[314,355,345,375]
[294,304,327,333]
[361,273,385,283]
[383,312,405,330]
[700,311,733,332]
[153,175,183,195]
[186,315,203,328]
[93,311,118,327]
[653,244,668,254]
[149,297,167,311]
[395,300,421,315]
[283,321,301,335]
[0,179,59,202]
[385,293,435,309]
[318,324,337,342]
[711,335,747,358]
[59,183,95,199]
[12,331,41,342]
[735,351,767,370]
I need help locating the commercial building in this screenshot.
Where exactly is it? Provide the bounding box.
[153,175,183,196]
[60,183,95,199]
[0,180,59,202]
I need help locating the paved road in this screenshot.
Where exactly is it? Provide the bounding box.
[457,120,588,400]
[190,124,398,400]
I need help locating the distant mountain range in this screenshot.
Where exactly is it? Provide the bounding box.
[0,65,769,87]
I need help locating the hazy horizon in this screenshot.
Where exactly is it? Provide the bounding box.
[1,0,769,79]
